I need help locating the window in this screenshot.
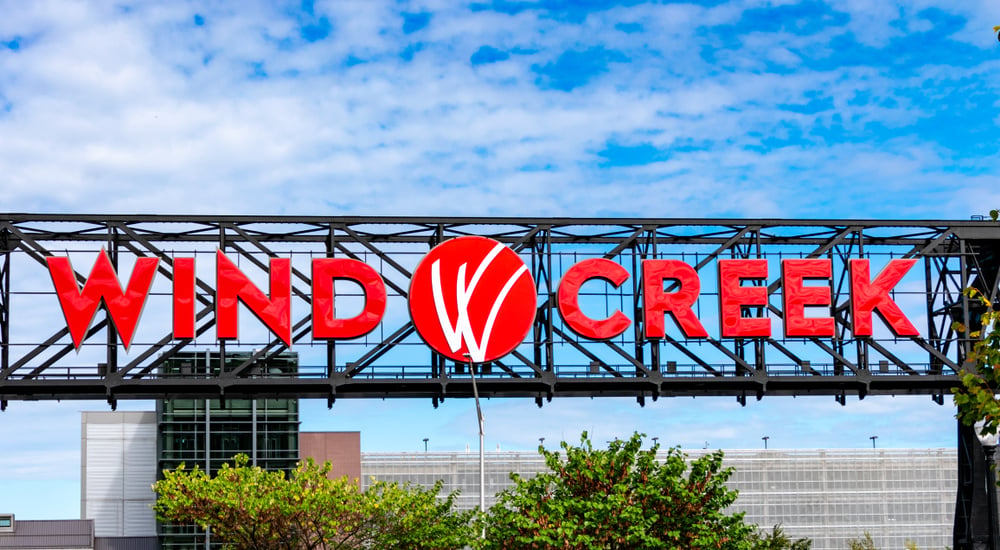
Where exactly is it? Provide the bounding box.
[0,514,13,532]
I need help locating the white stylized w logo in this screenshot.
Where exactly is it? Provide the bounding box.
[429,242,529,363]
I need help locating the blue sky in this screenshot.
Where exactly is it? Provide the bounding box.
[1,0,999,519]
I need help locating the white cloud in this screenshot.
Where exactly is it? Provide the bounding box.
[0,0,993,518]
[2,0,995,219]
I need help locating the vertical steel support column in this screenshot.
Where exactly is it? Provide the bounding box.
[730,238,747,374]
[633,235,645,370]
[252,398,258,467]
[1,229,9,371]
[326,225,336,377]
[106,226,119,376]
[754,229,765,370]
[431,225,443,383]
[956,419,973,548]
[955,236,988,550]
[631,239,642,374]
[531,231,541,370]
[856,230,869,373]
[648,229,660,374]
[544,227,554,371]
[955,420,991,549]
[829,247,842,378]
[218,225,226,366]
[961,239,972,361]
[203,378,212,550]
[529,227,554,373]
[924,255,941,374]
[987,444,999,550]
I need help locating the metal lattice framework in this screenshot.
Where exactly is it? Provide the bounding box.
[1,214,998,408]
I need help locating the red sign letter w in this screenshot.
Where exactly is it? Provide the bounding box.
[47,250,159,349]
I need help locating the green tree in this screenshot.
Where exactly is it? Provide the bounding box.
[953,285,1000,433]
[748,525,811,550]
[953,210,1000,435]
[847,532,877,550]
[153,454,476,550]
[480,432,755,550]
[358,479,476,549]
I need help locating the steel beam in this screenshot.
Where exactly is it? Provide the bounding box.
[0,215,996,402]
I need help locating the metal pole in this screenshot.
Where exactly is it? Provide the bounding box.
[870,435,878,449]
[986,445,999,550]
[464,353,486,529]
[762,436,769,450]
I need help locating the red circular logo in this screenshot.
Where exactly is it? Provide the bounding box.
[409,236,536,363]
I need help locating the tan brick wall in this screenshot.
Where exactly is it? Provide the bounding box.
[300,432,361,483]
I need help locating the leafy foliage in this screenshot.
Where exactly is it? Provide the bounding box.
[748,525,811,550]
[952,286,1000,434]
[153,454,476,550]
[953,210,1000,435]
[847,532,877,550]
[480,432,755,550]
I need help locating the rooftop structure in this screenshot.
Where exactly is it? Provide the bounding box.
[0,516,93,550]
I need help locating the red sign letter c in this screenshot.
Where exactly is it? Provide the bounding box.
[557,258,631,340]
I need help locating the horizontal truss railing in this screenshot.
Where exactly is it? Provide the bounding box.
[0,215,997,407]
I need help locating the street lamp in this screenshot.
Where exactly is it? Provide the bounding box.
[538,437,545,447]
[463,352,486,526]
[870,435,878,449]
[762,436,769,450]
[423,438,429,452]
[976,420,1000,550]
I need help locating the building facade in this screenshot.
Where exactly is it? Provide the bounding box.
[80,399,957,550]
[156,351,300,475]
[154,352,300,550]
[300,432,362,482]
[156,397,300,476]
[155,396,299,550]
[80,412,157,538]
[362,447,956,550]
[79,353,303,550]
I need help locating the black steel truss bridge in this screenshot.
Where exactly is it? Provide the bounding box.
[1,214,998,409]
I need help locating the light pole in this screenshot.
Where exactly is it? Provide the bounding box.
[976,421,1000,550]
[539,437,545,447]
[870,435,878,449]
[762,436,769,450]
[463,353,486,526]
[423,437,429,452]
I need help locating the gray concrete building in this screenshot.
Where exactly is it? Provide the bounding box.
[362,447,956,550]
[77,410,959,549]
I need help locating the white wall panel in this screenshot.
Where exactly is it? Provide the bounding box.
[123,438,156,500]
[82,412,157,538]
[123,501,156,537]
[87,499,123,537]
[85,443,123,497]
[87,424,124,439]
